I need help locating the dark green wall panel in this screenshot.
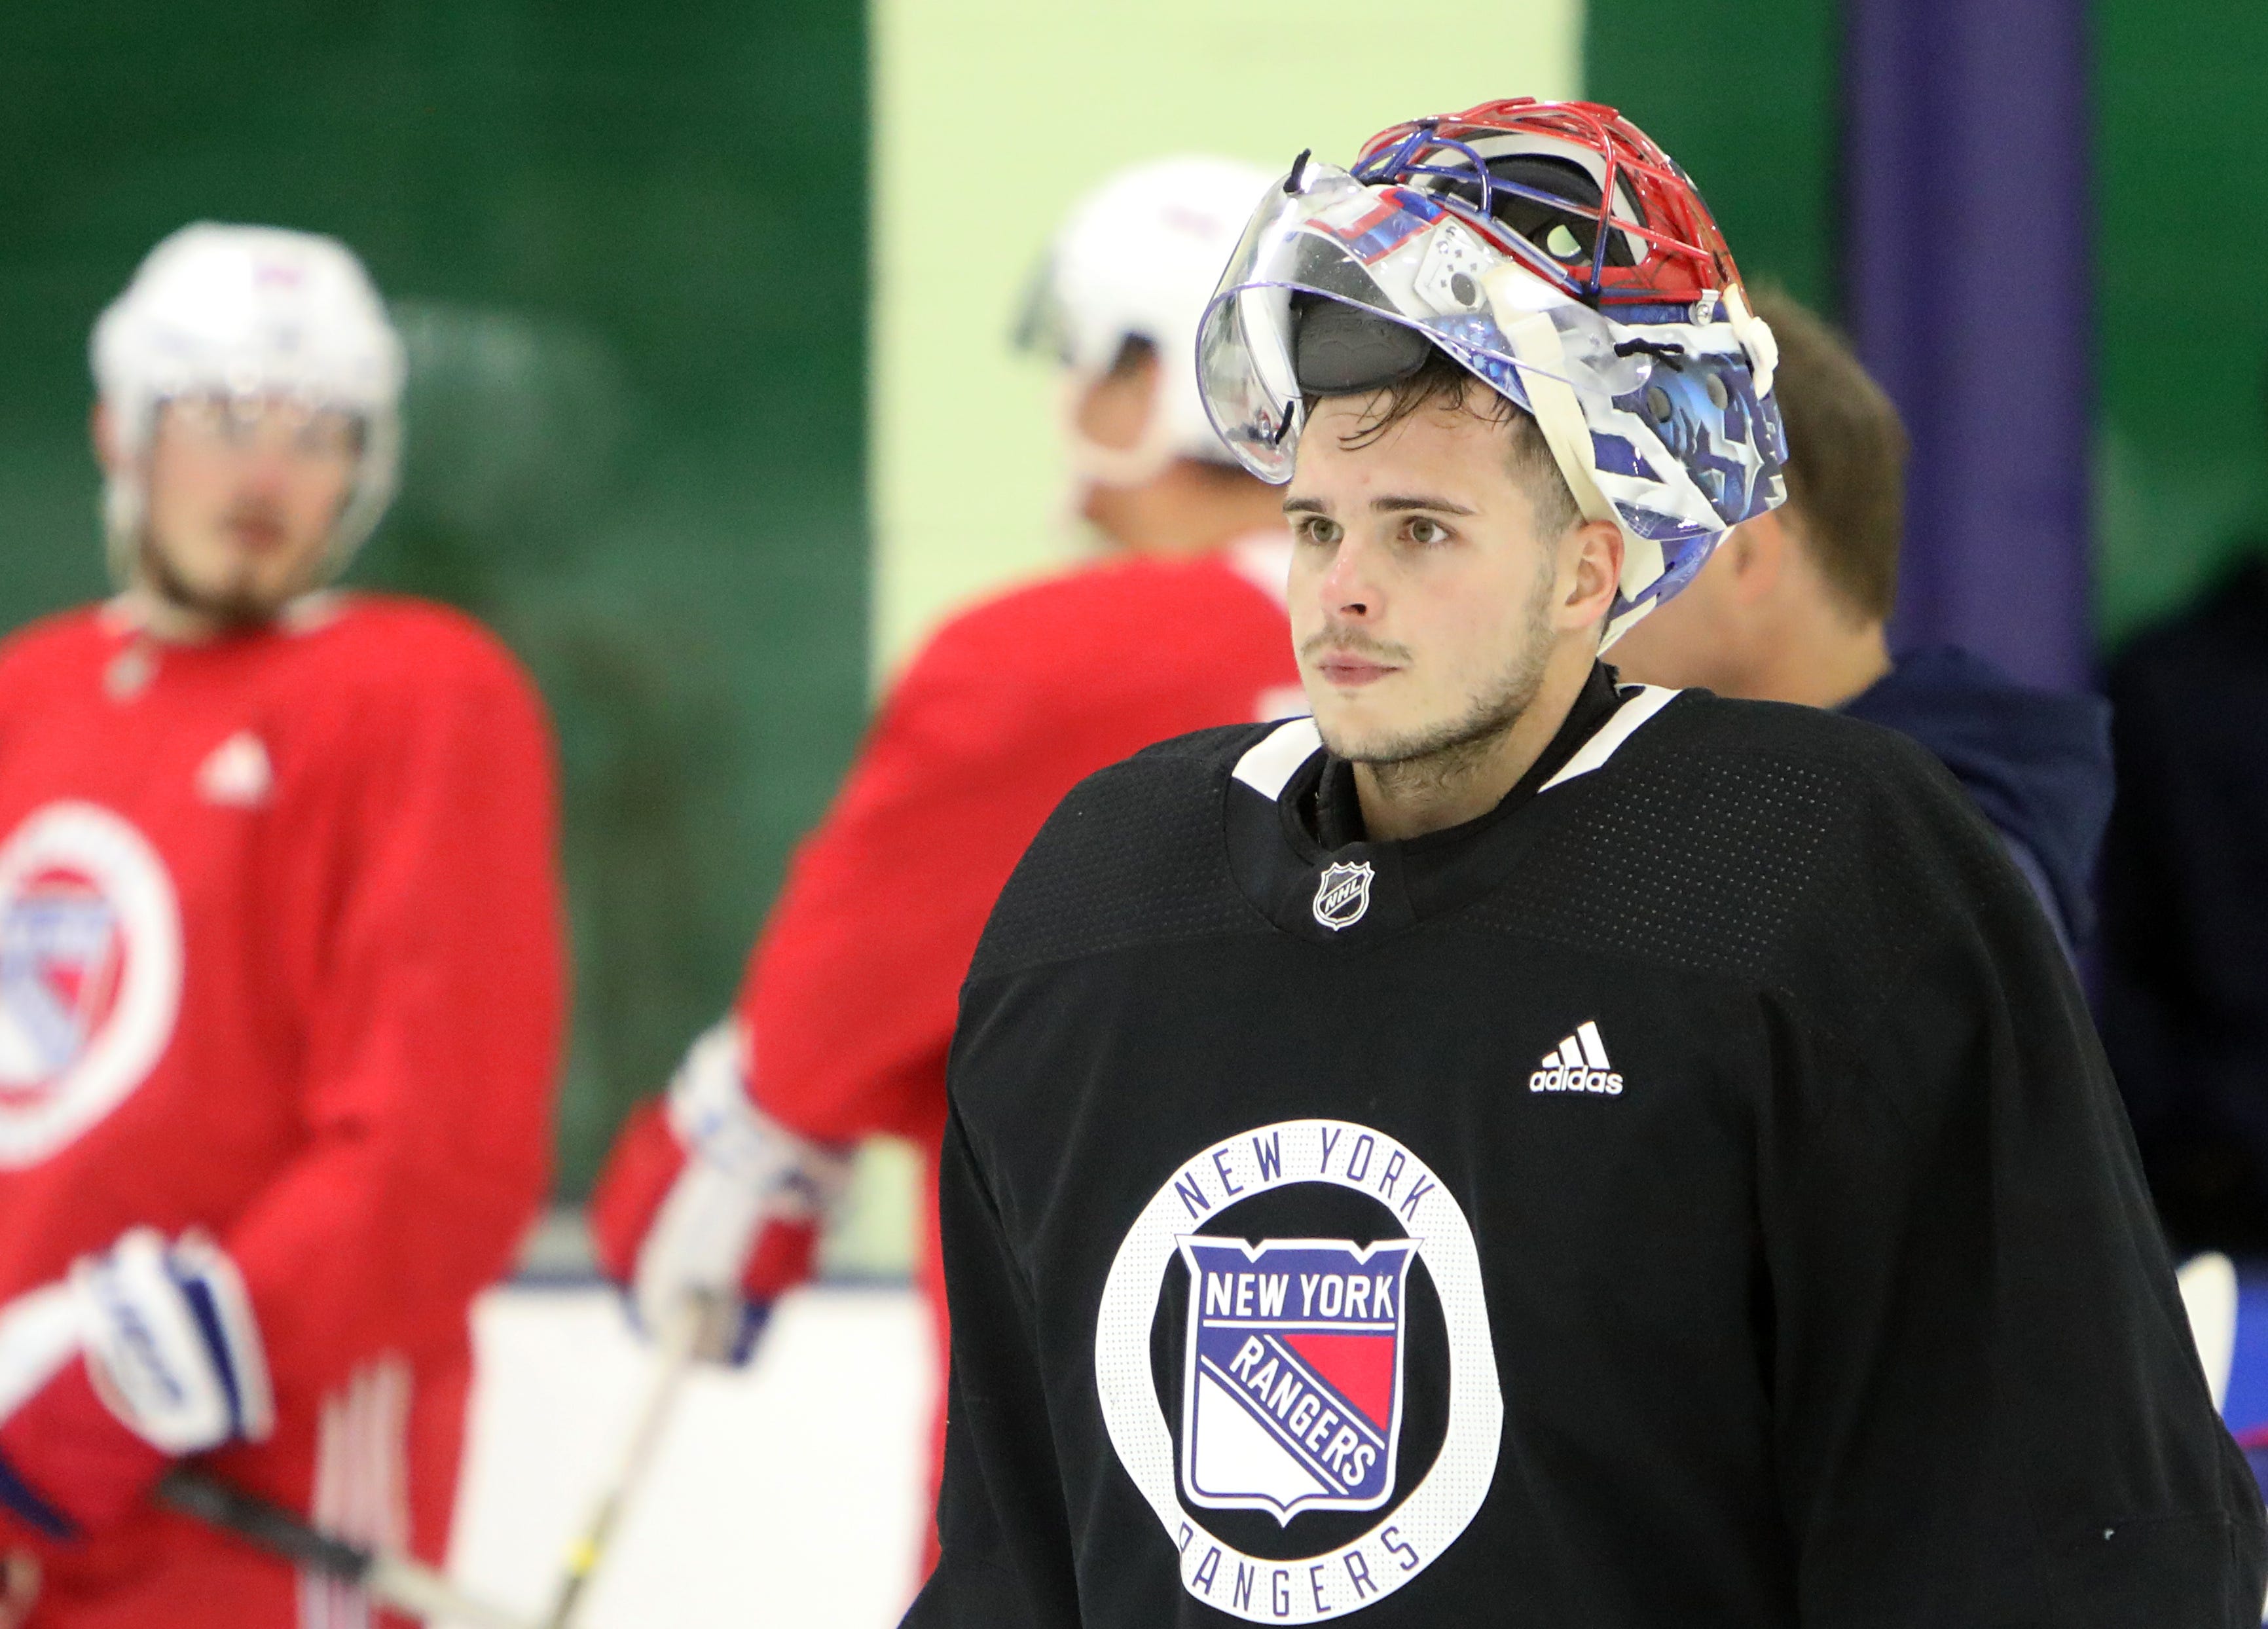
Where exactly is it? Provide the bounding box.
[1584,0,1842,316]
[2093,0,2268,646]
[1592,0,2268,653]
[0,3,869,1192]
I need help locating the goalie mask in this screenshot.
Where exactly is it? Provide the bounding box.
[91,223,407,590]
[1195,99,1788,646]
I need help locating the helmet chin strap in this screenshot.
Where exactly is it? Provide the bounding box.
[1719,284,1779,399]
[1055,369,1183,491]
[1482,264,1666,655]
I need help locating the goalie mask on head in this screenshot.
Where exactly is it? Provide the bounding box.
[1195,99,1789,647]
[1016,155,1277,486]
[91,223,407,590]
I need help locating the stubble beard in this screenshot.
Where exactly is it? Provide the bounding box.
[1315,560,1559,803]
[137,524,302,632]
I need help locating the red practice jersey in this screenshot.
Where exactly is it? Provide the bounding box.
[0,594,564,1627]
[740,537,1298,1476]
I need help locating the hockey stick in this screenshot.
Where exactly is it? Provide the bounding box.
[156,1468,534,1629]
[538,1291,710,1629]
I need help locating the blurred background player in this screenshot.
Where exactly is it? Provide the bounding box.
[586,155,1297,1565]
[2099,529,2268,1251]
[1608,289,2113,957]
[0,225,563,1625]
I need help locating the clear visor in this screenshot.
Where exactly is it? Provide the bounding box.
[1196,163,1573,482]
[1011,250,1072,365]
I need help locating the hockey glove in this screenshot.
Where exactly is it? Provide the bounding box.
[0,1228,272,1540]
[589,1021,852,1364]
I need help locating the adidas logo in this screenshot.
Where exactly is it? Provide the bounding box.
[198,729,274,807]
[1529,1020,1623,1096]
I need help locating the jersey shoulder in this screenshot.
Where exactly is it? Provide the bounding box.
[305,594,547,723]
[1474,687,2040,1023]
[316,593,532,687]
[968,720,1273,985]
[268,596,553,785]
[1654,687,1977,811]
[0,606,109,688]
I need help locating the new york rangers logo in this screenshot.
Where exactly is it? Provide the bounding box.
[1178,1237,1418,1522]
[1097,1119,1502,1622]
[1311,861,1374,931]
[1,878,124,1076]
[0,803,181,1167]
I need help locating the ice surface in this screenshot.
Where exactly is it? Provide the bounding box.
[445,1283,934,1628]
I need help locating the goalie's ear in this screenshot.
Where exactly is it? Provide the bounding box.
[1554,518,1625,640]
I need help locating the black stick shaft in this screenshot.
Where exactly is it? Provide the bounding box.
[156,1469,375,1584]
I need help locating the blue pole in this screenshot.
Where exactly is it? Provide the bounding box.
[1844,0,2094,689]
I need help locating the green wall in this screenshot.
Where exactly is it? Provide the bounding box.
[2093,0,2268,646]
[1592,0,2268,653]
[1584,0,1842,318]
[0,3,870,1193]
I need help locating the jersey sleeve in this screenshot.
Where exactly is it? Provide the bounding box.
[740,604,1135,1148]
[220,640,564,1399]
[901,1100,1082,1628]
[1757,788,2267,1620]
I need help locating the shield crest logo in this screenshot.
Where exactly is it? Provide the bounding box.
[1175,1235,1419,1524]
[0,803,182,1167]
[1310,861,1374,932]
[0,873,126,1090]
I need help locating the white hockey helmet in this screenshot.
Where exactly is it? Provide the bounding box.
[1016,155,1276,486]
[91,223,407,585]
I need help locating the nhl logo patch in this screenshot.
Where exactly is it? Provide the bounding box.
[1177,1236,1418,1522]
[1311,860,1374,932]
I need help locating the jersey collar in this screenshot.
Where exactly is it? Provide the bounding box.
[1224,666,1683,945]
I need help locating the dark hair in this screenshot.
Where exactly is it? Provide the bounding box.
[1749,287,1907,622]
[1107,334,1157,377]
[1305,349,1582,541]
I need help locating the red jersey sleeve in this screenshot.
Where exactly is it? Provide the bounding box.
[739,617,1083,1150]
[741,553,1295,1151]
[221,627,565,1397]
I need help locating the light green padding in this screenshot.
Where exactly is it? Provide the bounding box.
[869,0,1582,680]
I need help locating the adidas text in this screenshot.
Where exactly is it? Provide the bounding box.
[1529,1063,1623,1095]
[1530,1020,1623,1095]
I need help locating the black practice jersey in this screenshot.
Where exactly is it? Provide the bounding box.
[906,668,2266,1629]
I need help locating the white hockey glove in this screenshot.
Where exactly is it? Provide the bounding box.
[0,1228,270,1538]
[591,1021,852,1364]
[73,1228,273,1454]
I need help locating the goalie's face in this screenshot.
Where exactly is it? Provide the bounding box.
[1285,394,1619,767]
[131,394,359,628]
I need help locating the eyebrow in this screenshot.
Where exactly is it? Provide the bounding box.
[1281,494,1479,516]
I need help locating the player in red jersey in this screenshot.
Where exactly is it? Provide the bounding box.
[587,155,1296,1552]
[0,224,564,1628]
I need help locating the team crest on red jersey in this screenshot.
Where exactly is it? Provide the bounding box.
[0,803,181,1166]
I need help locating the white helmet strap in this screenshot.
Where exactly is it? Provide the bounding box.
[1054,368,1184,490]
[1484,268,1667,646]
